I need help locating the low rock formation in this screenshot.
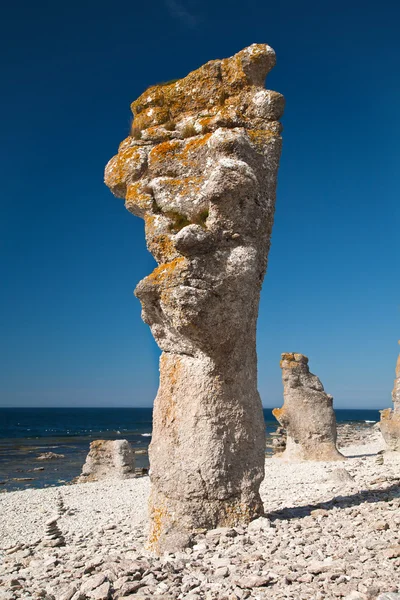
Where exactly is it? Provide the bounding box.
[76,440,135,483]
[273,353,344,461]
[380,342,400,451]
[105,44,284,552]
[36,452,65,460]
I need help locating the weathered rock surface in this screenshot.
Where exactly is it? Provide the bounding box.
[380,342,400,451]
[76,440,135,483]
[105,44,284,552]
[273,353,344,461]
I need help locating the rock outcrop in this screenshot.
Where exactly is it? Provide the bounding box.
[76,440,135,483]
[105,44,284,553]
[273,353,344,461]
[380,343,400,451]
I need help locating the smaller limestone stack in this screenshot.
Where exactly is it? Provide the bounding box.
[76,439,135,483]
[43,516,65,547]
[273,353,344,461]
[380,342,400,451]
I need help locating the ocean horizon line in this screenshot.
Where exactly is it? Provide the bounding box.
[0,405,386,411]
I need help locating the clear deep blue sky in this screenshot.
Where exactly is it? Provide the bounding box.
[0,0,399,409]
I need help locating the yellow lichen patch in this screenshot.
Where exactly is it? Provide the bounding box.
[132,85,165,114]
[272,407,284,421]
[146,257,187,287]
[220,54,249,94]
[144,213,180,262]
[133,106,171,131]
[219,499,258,527]
[280,352,295,362]
[148,503,169,551]
[149,233,177,263]
[143,126,174,142]
[149,139,182,166]
[130,48,262,129]
[125,182,153,216]
[132,62,224,124]
[125,45,277,141]
[159,354,182,425]
[118,136,136,152]
[197,116,214,132]
[150,134,212,176]
[107,146,147,192]
[247,128,278,152]
[380,408,393,421]
[180,133,212,156]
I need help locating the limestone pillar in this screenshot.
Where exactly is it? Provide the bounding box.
[380,342,400,451]
[105,44,284,552]
[273,353,344,461]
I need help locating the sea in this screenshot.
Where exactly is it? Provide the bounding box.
[0,407,381,493]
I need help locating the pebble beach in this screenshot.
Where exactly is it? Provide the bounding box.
[1,425,400,600]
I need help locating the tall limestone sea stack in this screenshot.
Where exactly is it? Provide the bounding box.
[105,45,284,553]
[380,342,400,451]
[273,353,344,461]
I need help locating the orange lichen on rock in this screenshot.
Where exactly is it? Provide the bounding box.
[148,134,211,176]
[149,139,182,165]
[129,44,276,134]
[247,128,279,151]
[159,354,182,427]
[125,182,153,216]
[146,257,187,287]
[272,407,284,420]
[149,233,177,263]
[147,503,168,551]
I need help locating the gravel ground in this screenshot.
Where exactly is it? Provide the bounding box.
[1,429,400,600]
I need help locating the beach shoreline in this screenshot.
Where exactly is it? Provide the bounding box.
[1,425,399,599]
[0,415,380,493]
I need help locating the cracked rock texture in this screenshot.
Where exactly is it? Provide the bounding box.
[380,342,400,451]
[273,354,344,461]
[76,440,135,483]
[104,44,284,552]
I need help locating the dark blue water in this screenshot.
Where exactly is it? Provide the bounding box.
[0,408,380,492]
[0,407,153,439]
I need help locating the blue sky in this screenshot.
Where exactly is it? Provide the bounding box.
[0,0,398,409]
